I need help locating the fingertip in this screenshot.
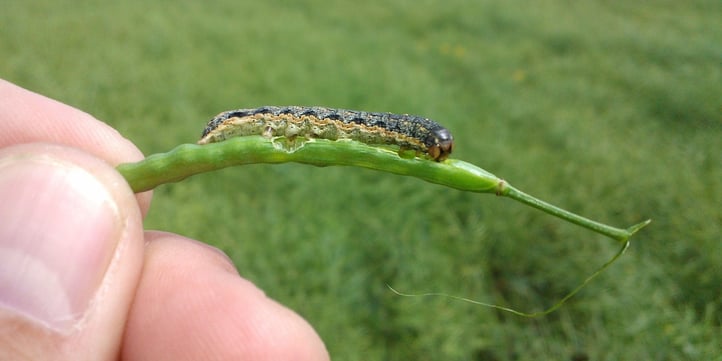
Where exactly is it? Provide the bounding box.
[123,232,329,361]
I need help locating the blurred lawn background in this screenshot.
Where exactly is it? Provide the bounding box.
[2,0,720,359]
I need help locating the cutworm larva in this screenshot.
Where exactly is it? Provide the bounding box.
[199,106,454,161]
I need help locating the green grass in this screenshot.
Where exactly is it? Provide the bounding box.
[3,1,721,359]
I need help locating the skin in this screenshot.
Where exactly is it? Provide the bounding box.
[0,79,329,361]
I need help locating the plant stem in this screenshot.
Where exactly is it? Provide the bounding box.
[500,183,651,242]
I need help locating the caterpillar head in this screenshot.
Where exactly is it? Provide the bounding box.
[426,128,454,161]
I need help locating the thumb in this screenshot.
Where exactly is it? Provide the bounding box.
[0,143,144,360]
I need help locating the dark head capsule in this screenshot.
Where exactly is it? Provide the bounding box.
[425,128,454,161]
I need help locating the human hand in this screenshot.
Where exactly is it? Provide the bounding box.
[0,79,329,360]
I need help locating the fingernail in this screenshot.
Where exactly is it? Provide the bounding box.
[0,155,121,331]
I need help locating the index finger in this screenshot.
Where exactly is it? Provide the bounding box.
[0,79,151,213]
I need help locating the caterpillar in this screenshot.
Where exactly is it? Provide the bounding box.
[198,106,454,161]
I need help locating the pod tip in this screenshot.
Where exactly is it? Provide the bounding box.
[626,219,652,237]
